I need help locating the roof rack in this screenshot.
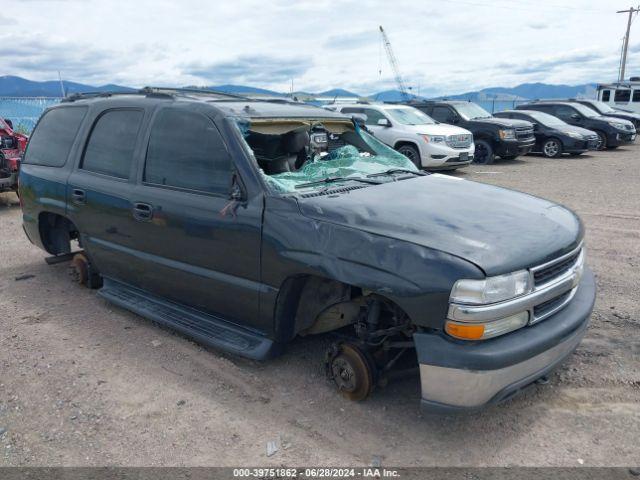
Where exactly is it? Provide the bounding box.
[60,91,144,103]
[139,86,249,100]
[530,98,572,103]
[61,86,250,103]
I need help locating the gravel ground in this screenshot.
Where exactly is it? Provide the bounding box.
[0,145,639,467]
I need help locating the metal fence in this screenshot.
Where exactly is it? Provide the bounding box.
[475,99,530,114]
[0,97,61,134]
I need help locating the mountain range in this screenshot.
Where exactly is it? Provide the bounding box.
[0,75,598,102]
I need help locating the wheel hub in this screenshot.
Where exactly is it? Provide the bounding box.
[326,343,374,401]
[544,141,559,156]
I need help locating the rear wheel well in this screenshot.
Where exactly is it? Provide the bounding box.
[38,212,79,255]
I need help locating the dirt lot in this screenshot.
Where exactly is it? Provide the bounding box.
[1,146,639,467]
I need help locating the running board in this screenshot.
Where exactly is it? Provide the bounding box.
[98,278,280,360]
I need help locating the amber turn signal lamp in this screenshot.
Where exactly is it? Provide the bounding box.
[445,321,485,340]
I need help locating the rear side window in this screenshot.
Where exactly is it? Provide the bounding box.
[361,108,386,125]
[614,89,631,103]
[81,109,143,179]
[554,106,576,119]
[144,108,232,194]
[601,90,611,102]
[633,90,640,102]
[23,107,87,167]
[431,106,454,122]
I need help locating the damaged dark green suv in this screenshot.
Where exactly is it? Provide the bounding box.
[19,88,596,412]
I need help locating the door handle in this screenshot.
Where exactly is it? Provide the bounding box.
[132,202,153,222]
[71,188,86,205]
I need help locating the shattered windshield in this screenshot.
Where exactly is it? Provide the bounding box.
[234,118,418,193]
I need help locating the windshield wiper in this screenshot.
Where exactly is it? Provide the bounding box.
[366,168,427,178]
[294,176,383,189]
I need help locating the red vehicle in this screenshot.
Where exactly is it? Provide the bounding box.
[0,117,28,193]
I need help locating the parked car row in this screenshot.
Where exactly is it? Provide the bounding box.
[324,103,475,170]
[516,100,636,151]
[325,98,637,169]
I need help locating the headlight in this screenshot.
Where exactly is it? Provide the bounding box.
[610,122,627,130]
[498,129,516,140]
[450,270,532,305]
[419,134,446,143]
[567,131,584,139]
[445,311,529,340]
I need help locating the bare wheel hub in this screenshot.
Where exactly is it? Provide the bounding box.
[326,342,374,401]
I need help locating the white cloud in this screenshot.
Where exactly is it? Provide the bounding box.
[2,0,635,95]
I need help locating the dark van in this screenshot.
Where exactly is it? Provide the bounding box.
[19,89,595,412]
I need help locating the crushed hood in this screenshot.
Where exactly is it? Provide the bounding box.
[297,174,582,276]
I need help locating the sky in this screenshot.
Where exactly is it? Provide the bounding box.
[2,0,640,96]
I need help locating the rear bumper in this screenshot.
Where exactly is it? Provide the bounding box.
[416,267,596,413]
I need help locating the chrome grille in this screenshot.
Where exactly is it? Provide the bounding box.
[533,250,581,287]
[529,245,584,324]
[515,127,534,140]
[446,134,472,149]
[533,290,572,319]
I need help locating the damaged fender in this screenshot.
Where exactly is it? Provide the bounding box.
[260,195,484,339]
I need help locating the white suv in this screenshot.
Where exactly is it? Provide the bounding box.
[327,103,475,170]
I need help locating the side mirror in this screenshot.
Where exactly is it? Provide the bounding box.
[449,115,459,124]
[229,173,246,202]
[377,118,391,127]
[571,113,581,121]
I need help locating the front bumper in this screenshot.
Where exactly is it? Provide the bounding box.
[563,137,599,152]
[422,142,474,168]
[495,139,535,158]
[415,267,596,413]
[607,131,636,146]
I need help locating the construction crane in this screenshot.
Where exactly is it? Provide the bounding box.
[379,25,410,101]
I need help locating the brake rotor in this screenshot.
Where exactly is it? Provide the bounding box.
[327,342,374,401]
[68,253,89,286]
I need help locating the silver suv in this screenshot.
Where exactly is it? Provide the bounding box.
[327,103,475,170]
